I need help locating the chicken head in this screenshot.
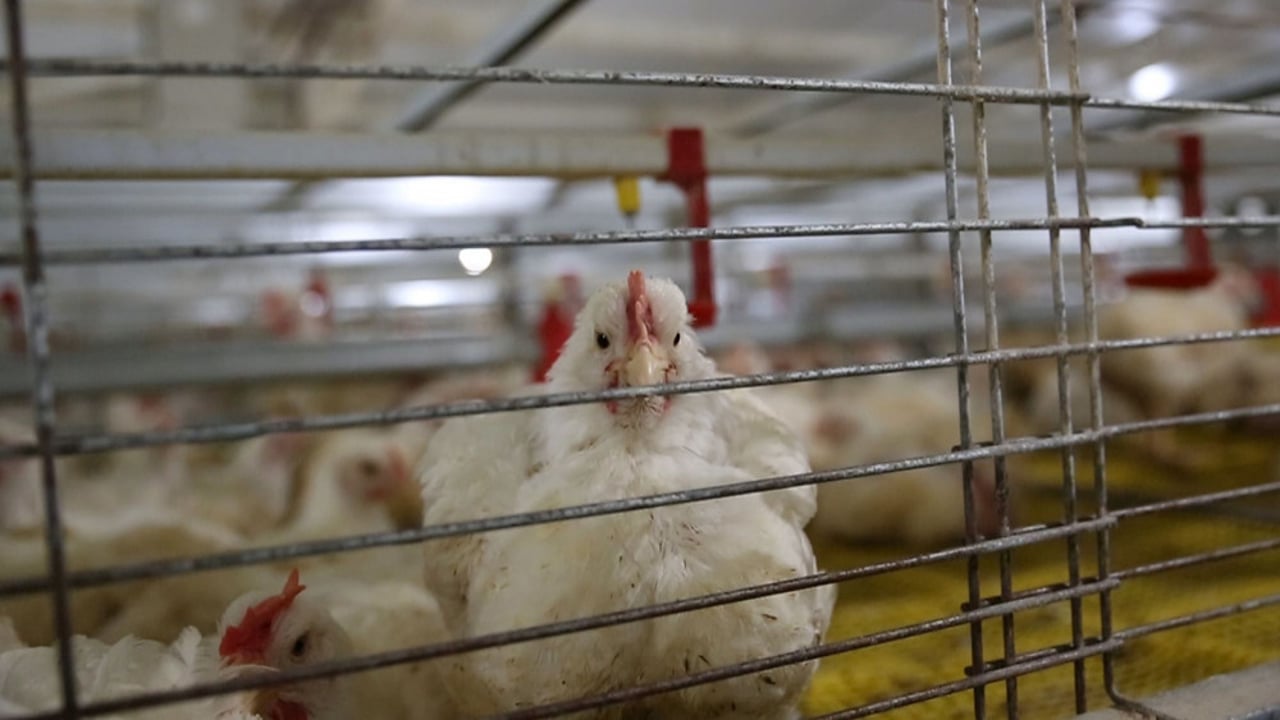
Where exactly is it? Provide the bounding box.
[218,569,354,720]
[548,270,707,425]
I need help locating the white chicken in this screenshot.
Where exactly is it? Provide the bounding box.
[0,509,245,646]
[97,572,457,720]
[0,569,353,720]
[83,429,418,644]
[0,417,41,534]
[177,433,310,540]
[279,428,417,540]
[420,271,832,719]
[390,366,527,475]
[805,370,1003,547]
[1097,265,1260,421]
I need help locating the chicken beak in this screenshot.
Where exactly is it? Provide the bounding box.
[250,687,280,718]
[623,342,667,388]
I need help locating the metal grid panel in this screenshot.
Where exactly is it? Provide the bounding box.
[2,1,1280,718]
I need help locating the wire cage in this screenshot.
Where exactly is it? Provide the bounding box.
[1,0,1280,719]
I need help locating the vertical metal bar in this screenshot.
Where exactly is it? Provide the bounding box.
[1031,0,1087,712]
[1059,2,1129,712]
[963,3,1017,717]
[3,0,79,716]
[935,1,986,718]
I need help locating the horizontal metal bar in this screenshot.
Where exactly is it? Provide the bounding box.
[1112,538,1280,581]
[2,401,1271,597]
[4,327,1279,460]
[963,578,1100,612]
[0,336,533,397]
[812,638,1122,720]
[1110,481,1280,520]
[8,59,1279,119]
[491,580,1118,720]
[0,305,1080,397]
[0,217,1144,267]
[6,129,1280,180]
[3,58,1085,104]
[1086,96,1280,117]
[965,637,1103,675]
[1114,591,1280,643]
[0,467,1113,597]
[3,215,1274,268]
[12,555,1117,719]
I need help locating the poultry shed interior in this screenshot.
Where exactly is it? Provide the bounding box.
[1,0,1280,718]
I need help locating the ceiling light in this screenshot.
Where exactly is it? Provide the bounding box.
[1128,63,1177,102]
[458,248,494,276]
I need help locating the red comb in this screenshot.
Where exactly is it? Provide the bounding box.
[0,286,19,316]
[1124,267,1218,290]
[626,270,653,344]
[219,569,305,662]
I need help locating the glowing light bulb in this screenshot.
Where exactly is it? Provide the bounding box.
[1128,63,1177,102]
[458,248,493,276]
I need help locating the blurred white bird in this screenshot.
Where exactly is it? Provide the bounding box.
[1097,265,1260,420]
[280,428,417,541]
[0,509,245,646]
[420,271,832,719]
[84,429,419,644]
[0,417,41,533]
[805,370,1003,547]
[178,433,310,539]
[391,367,527,475]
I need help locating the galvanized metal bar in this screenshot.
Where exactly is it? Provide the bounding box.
[0,216,1275,268]
[812,639,1123,720]
[8,57,1280,119]
[2,525,1111,712]
[1114,592,1280,643]
[1031,0,1088,710]
[963,5,1019,715]
[392,0,589,132]
[1110,481,1280,520]
[0,217,1148,267]
[0,58,1089,103]
[0,452,1116,598]
[933,1,987,716]
[494,581,1119,720]
[2,1,79,716]
[4,396,1275,596]
[1111,538,1280,581]
[5,329,1280,461]
[1085,57,1280,136]
[1061,1,1120,711]
[17,575,1115,720]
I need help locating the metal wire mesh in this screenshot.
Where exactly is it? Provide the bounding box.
[2,0,1280,718]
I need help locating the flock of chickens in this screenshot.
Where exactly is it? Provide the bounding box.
[0,267,1276,719]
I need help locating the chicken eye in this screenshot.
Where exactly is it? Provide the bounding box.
[358,459,379,477]
[290,633,310,659]
[595,333,610,350]
[673,333,681,347]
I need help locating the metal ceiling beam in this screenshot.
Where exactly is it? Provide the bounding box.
[262,0,588,213]
[10,128,1280,179]
[390,0,589,133]
[728,8,1060,137]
